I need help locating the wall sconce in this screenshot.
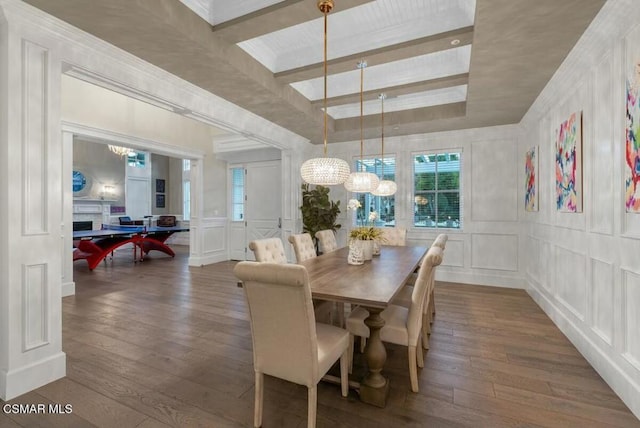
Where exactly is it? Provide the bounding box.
[102,185,115,199]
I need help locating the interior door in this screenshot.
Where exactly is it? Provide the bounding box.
[229,161,281,260]
[125,177,151,219]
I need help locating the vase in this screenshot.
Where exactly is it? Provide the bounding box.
[372,240,381,256]
[347,240,364,265]
[361,239,374,261]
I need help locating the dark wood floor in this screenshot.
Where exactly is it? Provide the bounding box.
[2,246,639,427]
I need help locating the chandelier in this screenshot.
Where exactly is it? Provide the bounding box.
[344,60,379,193]
[108,144,134,157]
[371,93,397,196]
[300,0,350,186]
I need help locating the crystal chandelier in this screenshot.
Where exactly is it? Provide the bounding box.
[372,93,397,196]
[108,144,134,157]
[300,0,350,186]
[344,60,379,193]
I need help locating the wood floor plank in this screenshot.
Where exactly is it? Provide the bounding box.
[4,246,637,427]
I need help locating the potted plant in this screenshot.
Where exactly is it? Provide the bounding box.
[300,183,341,254]
[347,199,384,260]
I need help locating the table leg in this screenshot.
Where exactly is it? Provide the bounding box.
[359,306,389,407]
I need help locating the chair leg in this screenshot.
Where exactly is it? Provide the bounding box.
[359,336,366,353]
[307,385,317,428]
[430,289,436,318]
[416,339,424,368]
[254,371,263,428]
[348,334,354,374]
[340,350,349,397]
[408,346,419,392]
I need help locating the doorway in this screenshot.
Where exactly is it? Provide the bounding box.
[228,160,282,260]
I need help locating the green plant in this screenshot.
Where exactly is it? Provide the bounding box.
[349,226,382,241]
[300,184,341,250]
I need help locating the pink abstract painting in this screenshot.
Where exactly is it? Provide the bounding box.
[525,146,538,212]
[555,112,582,213]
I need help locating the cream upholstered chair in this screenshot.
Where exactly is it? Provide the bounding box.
[377,227,407,246]
[234,262,349,428]
[315,229,338,254]
[290,232,343,326]
[345,246,443,392]
[288,233,317,262]
[392,234,447,345]
[427,234,448,321]
[248,238,287,264]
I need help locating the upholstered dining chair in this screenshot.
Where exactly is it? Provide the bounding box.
[377,227,407,246]
[248,238,288,264]
[392,234,447,346]
[234,262,349,428]
[315,229,338,254]
[288,233,317,262]
[345,246,443,392]
[289,232,342,326]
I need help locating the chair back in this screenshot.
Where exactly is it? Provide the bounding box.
[249,238,287,264]
[378,227,407,246]
[234,262,319,387]
[432,234,448,250]
[407,246,443,343]
[157,215,176,227]
[288,233,317,263]
[315,230,338,254]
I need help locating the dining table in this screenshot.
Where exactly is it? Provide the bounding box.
[299,244,428,407]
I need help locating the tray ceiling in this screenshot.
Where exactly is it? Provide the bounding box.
[24,0,607,145]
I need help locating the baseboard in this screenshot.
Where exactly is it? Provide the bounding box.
[61,281,75,297]
[527,284,640,420]
[0,352,66,401]
[188,253,228,267]
[438,270,525,289]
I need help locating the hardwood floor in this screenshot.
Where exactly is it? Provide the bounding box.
[2,246,639,427]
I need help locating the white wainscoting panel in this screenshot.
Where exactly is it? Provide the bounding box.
[470,139,518,222]
[22,40,49,235]
[590,257,614,346]
[554,245,587,321]
[622,269,640,370]
[526,235,541,283]
[22,263,48,351]
[590,53,615,236]
[470,233,518,271]
[442,237,464,268]
[189,217,227,266]
[540,240,554,293]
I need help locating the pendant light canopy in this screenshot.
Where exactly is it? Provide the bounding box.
[300,0,350,186]
[372,93,397,196]
[344,60,379,193]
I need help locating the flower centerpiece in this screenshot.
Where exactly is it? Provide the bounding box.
[347,199,383,260]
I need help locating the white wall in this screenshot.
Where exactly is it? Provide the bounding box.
[309,125,522,289]
[520,0,640,417]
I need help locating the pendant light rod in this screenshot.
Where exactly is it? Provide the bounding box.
[321,0,331,156]
[357,60,367,171]
[379,93,386,176]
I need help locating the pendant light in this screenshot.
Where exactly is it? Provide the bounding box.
[344,60,379,193]
[300,0,350,186]
[372,93,397,196]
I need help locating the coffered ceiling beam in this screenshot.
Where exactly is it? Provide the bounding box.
[276,26,473,84]
[312,73,469,108]
[212,0,375,44]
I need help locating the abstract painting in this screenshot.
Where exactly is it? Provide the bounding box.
[555,111,582,212]
[525,146,538,212]
[625,38,640,212]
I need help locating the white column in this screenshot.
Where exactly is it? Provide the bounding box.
[0,4,66,400]
[61,131,75,296]
[188,158,204,266]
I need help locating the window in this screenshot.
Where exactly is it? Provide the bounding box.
[231,167,244,221]
[413,152,461,229]
[183,159,191,171]
[352,157,396,226]
[127,152,146,168]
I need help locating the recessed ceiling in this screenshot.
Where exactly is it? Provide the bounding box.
[23,0,607,145]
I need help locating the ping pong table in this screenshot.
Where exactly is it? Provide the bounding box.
[73,224,189,270]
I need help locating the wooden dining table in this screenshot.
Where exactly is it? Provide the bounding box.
[299,244,428,407]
